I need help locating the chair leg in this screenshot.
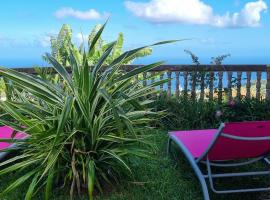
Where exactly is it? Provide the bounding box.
[193,164,211,200]
[168,136,211,200]
[201,185,211,200]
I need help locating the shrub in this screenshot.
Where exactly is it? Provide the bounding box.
[0,23,174,200]
[154,95,270,130]
[221,98,270,122]
[154,95,219,130]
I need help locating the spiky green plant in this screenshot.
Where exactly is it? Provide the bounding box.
[0,23,175,200]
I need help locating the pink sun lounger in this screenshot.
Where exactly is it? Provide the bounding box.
[0,126,28,160]
[167,121,270,200]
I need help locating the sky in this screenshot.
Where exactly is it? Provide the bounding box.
[0,0,270,67]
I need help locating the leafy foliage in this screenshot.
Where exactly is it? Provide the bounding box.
[0,23,174,199]
[43,24,152,66]
[184,50,200,66]
[184,50,231,99]
[210,54,230,65]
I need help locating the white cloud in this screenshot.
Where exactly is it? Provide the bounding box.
[55,7,102,20]
[125,0,267,28]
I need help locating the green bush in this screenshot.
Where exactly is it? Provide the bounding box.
[154,95,270,130]
[221,98,270,122]
[0,23,175,200]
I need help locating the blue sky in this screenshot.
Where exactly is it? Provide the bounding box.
[0,0,269,67]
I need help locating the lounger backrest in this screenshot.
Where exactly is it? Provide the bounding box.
[207,121,270,161]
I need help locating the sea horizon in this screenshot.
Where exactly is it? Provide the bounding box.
[1,56,270,68]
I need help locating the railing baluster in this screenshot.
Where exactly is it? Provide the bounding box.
[160,73,164,93]
[151,72,155,84]
[256,71,262,100]
[218,71,223,102]
[151,72,156,97]
[209,72,214,100]
[175,71,180,97]
[237,71,242,99]
[143,72,147,87]
[135,74,139,83]
[183,71,188,97]
[167,71,172,96]
[200,72,205,101]
[227,72,233,101]
[246,72,251,99]
[191,71,197,100]
[266,66,270,100]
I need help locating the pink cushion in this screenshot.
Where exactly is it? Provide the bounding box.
[0,126,28,150]
[170,129,218,158]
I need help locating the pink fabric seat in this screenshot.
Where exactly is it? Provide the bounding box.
[0,126,28,150]
[170,129,217,158]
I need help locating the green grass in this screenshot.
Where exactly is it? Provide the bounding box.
[0,131,270,200]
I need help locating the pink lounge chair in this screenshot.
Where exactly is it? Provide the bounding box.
[167,121,270,200]
[0,126,28,159]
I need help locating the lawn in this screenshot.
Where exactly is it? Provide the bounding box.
[1,130,269,200]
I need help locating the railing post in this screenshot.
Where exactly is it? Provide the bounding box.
[236,71,242,100]
[227,72,233,101]
[151,72,156,97]
[256,71,262,100]
[175,71,180,98]
[209,72,214,101]
[183,71,188,97]
[143,72,147,87]
[200,72,205,101]
[191,71,197,100]
[266,65,270,100]
[246,72,251,99]
[151,72,155,84]
[160,73,164,94]
[135,74,139,83]
[218,71,223,103]
[167,71,172,96]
